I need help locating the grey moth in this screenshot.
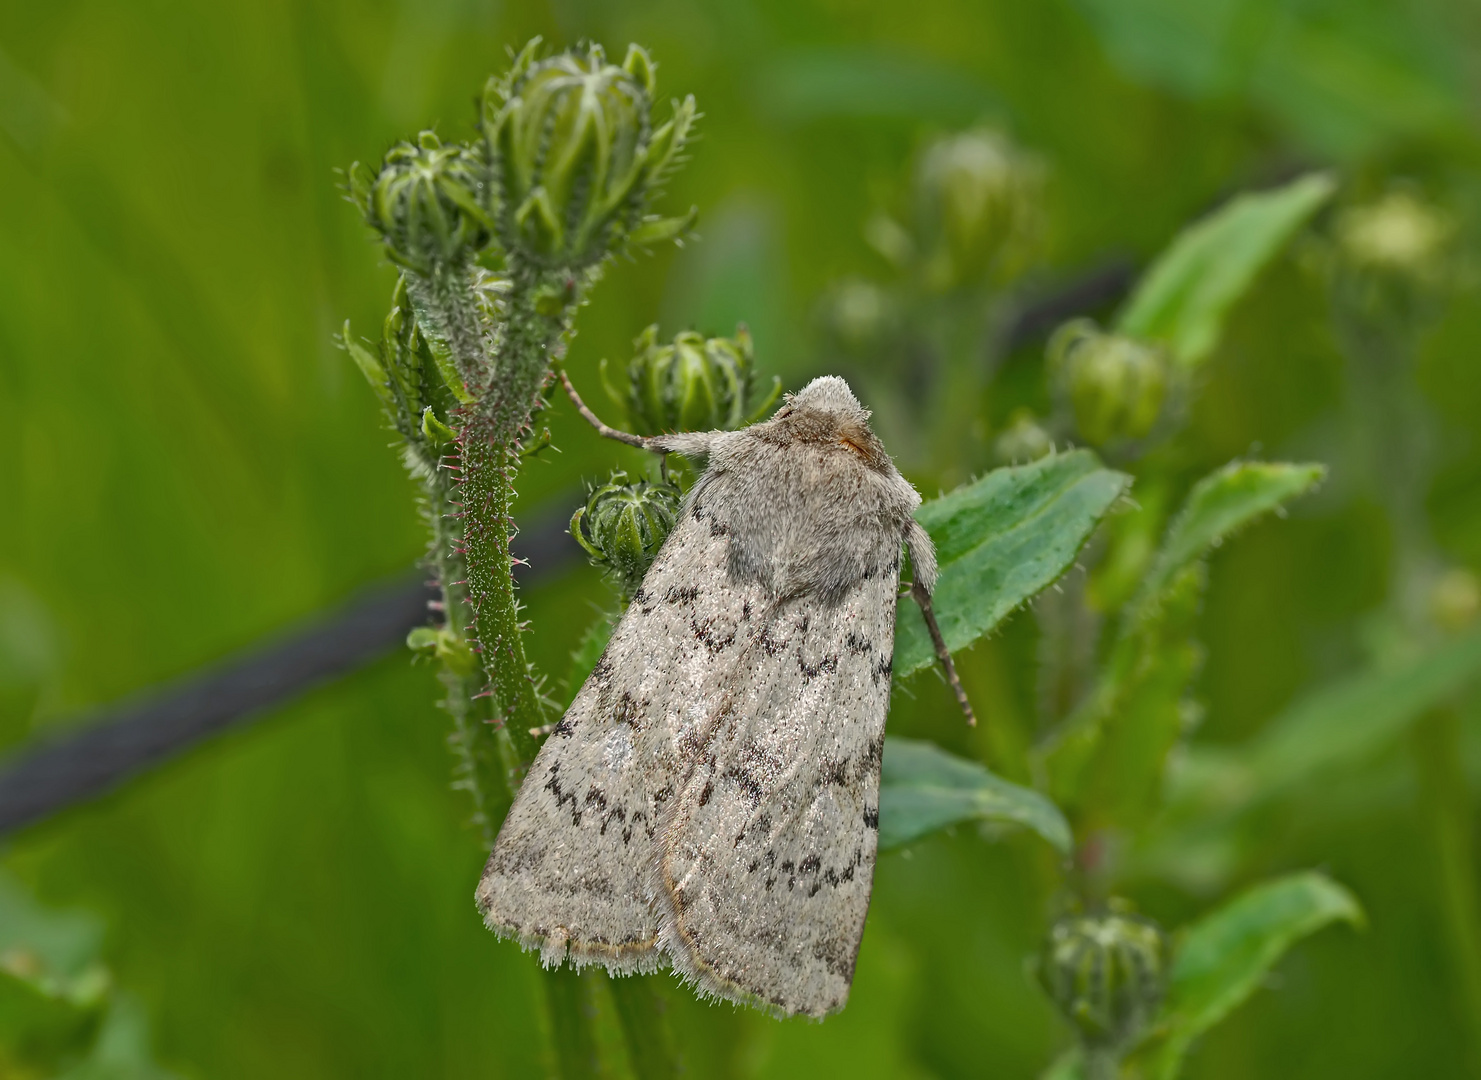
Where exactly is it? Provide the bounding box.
[476,376,937,1018]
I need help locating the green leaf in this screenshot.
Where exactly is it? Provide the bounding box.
[339,322,395,409]
[1143,872,1362,1079]
[894,451,1129,677]
[878,737,1072,853]
[1116,173,1336,368]
[1132,461,1325,615]
[1040,461,1321,814]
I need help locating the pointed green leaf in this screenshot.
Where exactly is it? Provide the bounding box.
[1133,461,1325,616]
[628,206,698,248]
[878,737,1072,853]
[340,323,394,408]
[1117,173,1336,368]
[1143,872,1362,1079]
[894,451,1130,677]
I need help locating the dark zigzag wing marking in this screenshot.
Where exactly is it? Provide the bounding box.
[654,569,899,1016]
[476,506,769,971]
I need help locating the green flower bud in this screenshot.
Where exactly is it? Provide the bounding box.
[1430,567,1480,634]
[406,625,477,677]
[604,324,781,436]
[994,408,1053,464]
[912,128,1043,292]
[1039,907,1167,1050]
[1335,190,1454,285]
[1330,188,1458,335]
[484,39,697,269]
[571,473,682,598]
[347,131,491,275]
[1048,320,1168,447]
[821,278,898,355]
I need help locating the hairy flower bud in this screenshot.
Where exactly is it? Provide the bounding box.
[1039,907,1167,1050]
[347,132,491,275]
[994,408,1053,464]
[1048,319,1168,447]
[484,39,697,269]
[570,473,682,597]
[911,128,1042,292]
[604,324,781,436]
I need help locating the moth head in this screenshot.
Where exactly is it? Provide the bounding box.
[769,376,892,471]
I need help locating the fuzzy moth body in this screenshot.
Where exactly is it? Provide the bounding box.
[476,376,935,1018]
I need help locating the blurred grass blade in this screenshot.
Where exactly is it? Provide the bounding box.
[756,48,1004,123]
[58,993,181,1080]
[1143,872,1362,1079]
[1039,1047,1085,1080]
[1176,626,1481,809]
[1116,173,1336,367]
[1131,461,1325,616]
[878,737,1072,853]
[894,451,1129,677]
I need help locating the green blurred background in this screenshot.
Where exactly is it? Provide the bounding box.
[1,0,1479,1076]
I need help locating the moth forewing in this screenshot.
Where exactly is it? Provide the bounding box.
[475,507,768,972]
[477,375,933,1019]
[654,569,900,1017]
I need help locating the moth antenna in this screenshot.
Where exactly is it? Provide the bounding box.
[557,367,655,450]
[910,581,978,727]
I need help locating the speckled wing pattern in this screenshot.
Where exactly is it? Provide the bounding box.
[478,375,925,1019]
[475,507,767,973]
[655,570,898,1017]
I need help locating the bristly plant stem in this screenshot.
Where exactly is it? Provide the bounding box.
[455,259,582,771]
[424,463,509,844]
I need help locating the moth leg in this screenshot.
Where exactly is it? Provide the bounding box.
[556,366,653,450]
[904,519,976,727]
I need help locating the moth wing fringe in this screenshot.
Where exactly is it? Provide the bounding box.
[479,914,665,976]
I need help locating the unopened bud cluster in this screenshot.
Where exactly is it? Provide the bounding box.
[605,325,781,436]
[485,41,697,270]
[347,132,491,276]
[571,473,682,597]
[347,40,697,279]
[1048,319,1168,447]
[1040,907,1167,1050]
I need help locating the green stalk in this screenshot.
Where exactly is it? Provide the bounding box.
[544,966,604,1080]
[609,976,681,1080]
[1412,708,1481,1072]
